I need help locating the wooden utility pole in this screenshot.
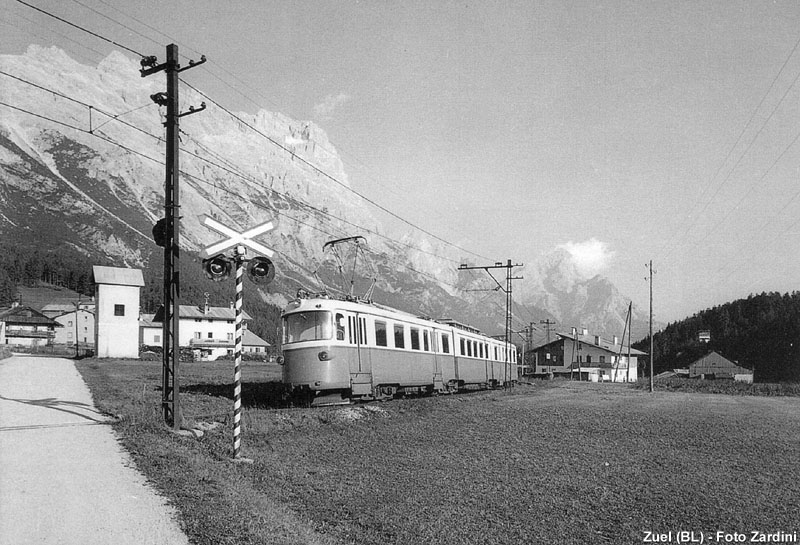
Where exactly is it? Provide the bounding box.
[141,44,205,429]
[458,260,523,386]
[648,260,654,393]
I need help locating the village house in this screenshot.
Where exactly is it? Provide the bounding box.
[0,304,61,347]
[52,307,96,350]
[532,328,646,382]
[146,301,270,361]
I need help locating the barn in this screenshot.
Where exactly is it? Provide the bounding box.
[689,351,753,381]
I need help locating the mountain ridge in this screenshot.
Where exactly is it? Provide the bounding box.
[0,46,657,342]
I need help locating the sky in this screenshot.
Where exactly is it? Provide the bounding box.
[4,0,800,323]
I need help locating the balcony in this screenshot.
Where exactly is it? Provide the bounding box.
[5,328,55,339]
[189,337,234,348]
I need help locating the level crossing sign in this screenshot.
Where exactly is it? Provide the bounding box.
[199,215,275,258]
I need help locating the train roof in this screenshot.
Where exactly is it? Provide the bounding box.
[284,296,497,339]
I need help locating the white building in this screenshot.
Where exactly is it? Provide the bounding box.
[53,308,95,349]
[93,266,145,359]
[147,302,269,361]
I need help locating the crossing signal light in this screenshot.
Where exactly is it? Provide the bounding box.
[202,255,232,282]
[152,218,167,247]
[247,256,275,284]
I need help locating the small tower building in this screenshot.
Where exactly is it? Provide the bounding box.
[92,266,145,359]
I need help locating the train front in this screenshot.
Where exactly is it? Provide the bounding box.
[280,298,350,400]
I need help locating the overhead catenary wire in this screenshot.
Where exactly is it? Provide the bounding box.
[13,0,146,58]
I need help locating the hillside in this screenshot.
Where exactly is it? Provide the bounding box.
[634,291,800,382]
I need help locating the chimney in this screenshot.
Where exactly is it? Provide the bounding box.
[613,336,619,345]
[582,328,588,336]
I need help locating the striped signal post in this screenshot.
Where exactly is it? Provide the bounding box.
[200,215,275,461]
[232,245,245,459]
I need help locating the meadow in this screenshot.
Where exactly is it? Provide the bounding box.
[76,360,800,545]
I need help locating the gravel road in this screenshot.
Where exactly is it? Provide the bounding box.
[0,355,190,545]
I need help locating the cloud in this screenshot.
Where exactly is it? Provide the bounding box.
[557,238,614,278]
[313,93,350,119]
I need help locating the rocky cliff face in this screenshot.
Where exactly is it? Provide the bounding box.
[0,46,655,341]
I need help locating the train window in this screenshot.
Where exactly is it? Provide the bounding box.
[360,317,367,345]
[348,316,355,344]
[479,343,484,359]
[410,327,420,350]
[467,340,473,357]
[459,337,465,355]
[335,313,345,341]
[394,324,405,349]
[423,330,430,352]
[375,321,388,346]
[283,311,332,343]
[441,334,450,354]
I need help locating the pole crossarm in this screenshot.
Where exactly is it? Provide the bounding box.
[457,260,523,387]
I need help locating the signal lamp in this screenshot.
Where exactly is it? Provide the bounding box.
[247,256,275,284]
[152,218,167,247]
[202,255,232,282]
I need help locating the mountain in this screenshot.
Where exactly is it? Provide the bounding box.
[0,46,651,342]
[518,248,654,342]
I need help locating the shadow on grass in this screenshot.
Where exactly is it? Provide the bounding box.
[181,381,307,409]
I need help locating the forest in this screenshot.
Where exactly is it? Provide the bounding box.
[0,243,283,348]
[633,291,800,382]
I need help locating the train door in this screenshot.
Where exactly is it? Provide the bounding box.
[427,329,444,391]
[349,313,372,396]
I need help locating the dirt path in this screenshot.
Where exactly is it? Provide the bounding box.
[0,356,190,545]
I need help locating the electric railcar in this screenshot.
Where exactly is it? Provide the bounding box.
[280,296,518,406]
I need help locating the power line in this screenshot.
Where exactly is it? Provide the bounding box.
[13,0,146,58]
[180,80,495,263]
[11,0,496,265]
[656,29,800,264]
[1,96,518,334]
[1,70,471,278]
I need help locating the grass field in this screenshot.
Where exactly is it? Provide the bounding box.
[76,360,800,545]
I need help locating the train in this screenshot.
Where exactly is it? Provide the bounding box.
[279,294,518,406]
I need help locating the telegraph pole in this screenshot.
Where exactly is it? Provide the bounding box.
[458,260,523,387]
[540,319,556,344]
[141,44,206,429]
[647,260,655,393]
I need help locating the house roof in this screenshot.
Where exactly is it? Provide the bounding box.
[243,329,270,347]
[42,303,78,314]
[91,266,145,287]
[533,331,647,356]
[0,306,61,326]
